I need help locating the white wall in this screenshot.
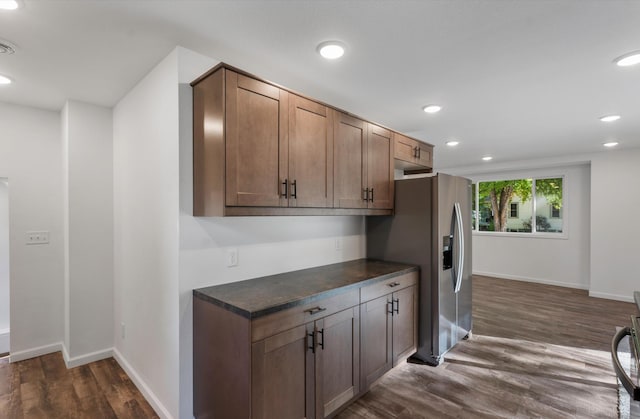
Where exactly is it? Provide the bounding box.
[590,148,640,302]
[0,179,9,353]
[0,102,64,359]
[453,163,591,290]
[176,49,366,418]
[113,50,182,418]
[62,100,113,366]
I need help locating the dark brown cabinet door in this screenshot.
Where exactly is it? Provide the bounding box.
[251,324,314,419]
[288,95,333,208]
[359,295,392,389]
[333,112,367,209]
[225,70,288,207]
[392,285,418,365]
[367,124,394,209]
[315,307,360,418]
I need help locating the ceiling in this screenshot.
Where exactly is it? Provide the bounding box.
[1,0,639,170]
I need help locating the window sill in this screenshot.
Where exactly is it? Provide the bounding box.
[472,231,568,240]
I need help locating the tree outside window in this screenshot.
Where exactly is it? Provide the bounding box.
[473,177,563,234]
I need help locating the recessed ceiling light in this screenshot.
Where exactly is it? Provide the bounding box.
[614,51,640,67]
[482,156,493,161]
[423,105,442,114]
[445,140,459,147]
[603,141,619,147]
[317,41,345,60]
[0,0,19,10]
[599,115,620,122]
[0,74,11,85]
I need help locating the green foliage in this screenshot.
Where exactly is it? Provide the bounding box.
[478,179,532,202]
[535,178,563,208]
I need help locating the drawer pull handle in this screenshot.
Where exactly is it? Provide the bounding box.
[387,282,401,288]
[306,306,327,315]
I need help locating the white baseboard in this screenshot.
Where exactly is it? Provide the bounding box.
[113,347,174,419]
[9,342,62,363]
[62,345,113,369]
[588,290,635,303]
[0,328,9,354]
[473,271,589,290]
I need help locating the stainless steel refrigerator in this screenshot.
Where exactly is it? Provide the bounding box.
[366,173,472,366]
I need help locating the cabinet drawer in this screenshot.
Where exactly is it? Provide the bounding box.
[360,272,418,303]
[252,289,359,342]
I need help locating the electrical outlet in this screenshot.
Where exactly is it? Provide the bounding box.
[26,231,49,245]
[335,238,342,251]
[227,248,238,267]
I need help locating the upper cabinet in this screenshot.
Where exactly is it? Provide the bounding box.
[225,71,287,208]
[333,113,393,210]
[192,63,432,216]
[287,95,334,208]
[394,133,433,174]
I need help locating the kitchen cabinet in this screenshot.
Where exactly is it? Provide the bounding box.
[193,259,418,419]
[192,63,418,216]
[194,66,334,215]
[287,94,334,208]
[394,133,434,173]
[360,273,418,389]
[225,70,287,208]
[251,300,359,419]
[333,112,394,210]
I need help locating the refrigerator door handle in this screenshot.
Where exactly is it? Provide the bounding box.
[454,202,464,293]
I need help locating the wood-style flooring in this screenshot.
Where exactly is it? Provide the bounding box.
[337,275,638,419]
[0,353,157,418]
[0,276,636,418]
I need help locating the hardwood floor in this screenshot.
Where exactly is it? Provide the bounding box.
[0,352,157,418]
[0,276,636,418]
[337,275,638,419]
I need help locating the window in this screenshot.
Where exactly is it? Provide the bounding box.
[472,176,564,234]
[509,202,519,218]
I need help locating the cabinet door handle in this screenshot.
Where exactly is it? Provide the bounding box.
[307,331,315,353]
[413,146,419,158]
[417,147,421,159]
[291,179,297,199]
[305,306,327,315]
[369,188,374,202]
[362,188,369,201]
[393,298,400,315]
[387,300,393,314]
[318,329,324,350]
[387,282,400,288]
[281,179,288,198]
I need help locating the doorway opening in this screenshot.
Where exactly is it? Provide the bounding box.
[0,178,9,358]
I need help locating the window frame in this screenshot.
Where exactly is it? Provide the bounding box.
[472,174,567,239]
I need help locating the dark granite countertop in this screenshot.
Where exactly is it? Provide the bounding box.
[193,258,418,319]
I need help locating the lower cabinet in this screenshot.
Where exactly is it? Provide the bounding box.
[360,279,418,388]
[251,307,360,419]
[193,269,418,419]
